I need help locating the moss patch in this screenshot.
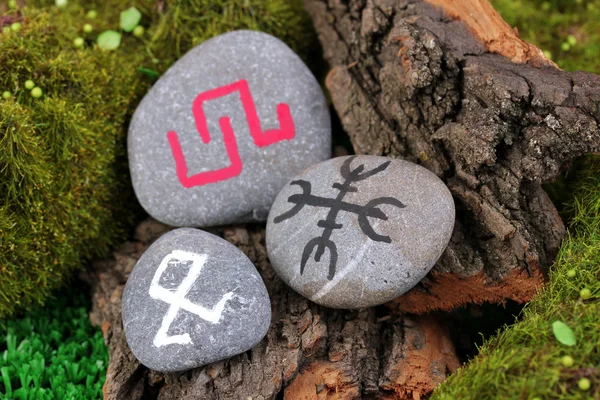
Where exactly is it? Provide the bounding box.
[433,156,600,399]
[490,0,600,74]
[0,2,152,319]
[148,0,315,66]
[0,0,313,319]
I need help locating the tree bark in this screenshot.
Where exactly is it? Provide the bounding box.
[83,220,460,400]
[87,0,600,398]
[304,0,600,313]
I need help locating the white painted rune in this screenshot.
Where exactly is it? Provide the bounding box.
[149,250,234,348]
[122,228,271,372]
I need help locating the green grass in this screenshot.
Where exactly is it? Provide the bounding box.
[0,0,313,319]
[490,0,600,74]
[433,156,600,399]
[0,288,108,399]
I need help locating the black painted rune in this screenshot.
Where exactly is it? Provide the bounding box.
[274,156,406,280]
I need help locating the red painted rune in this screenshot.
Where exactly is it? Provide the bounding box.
[167,79,295,188]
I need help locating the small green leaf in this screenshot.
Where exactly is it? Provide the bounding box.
[137,67,160,79]
[97,30,121,51]
[120,7,142,32]
[552,321,576,346]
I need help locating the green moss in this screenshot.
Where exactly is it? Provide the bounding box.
[149,0,315,65]
[0,3,152,319]
[433,156,600,399]
[0,287,108,399]
[0,0,313,319]
[490,0,600,74]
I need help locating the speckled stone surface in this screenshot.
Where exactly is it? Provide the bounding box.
[128,30,331,227]
[122,228,271,372]
[266,156,455,309]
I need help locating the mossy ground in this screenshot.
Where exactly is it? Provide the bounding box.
[490,0,600,74]
[0,1,152,320]
[0,0,312,319]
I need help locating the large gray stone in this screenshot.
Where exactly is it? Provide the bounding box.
[128,30,331,227]
[266,156,455,309]
[122,228,271,372]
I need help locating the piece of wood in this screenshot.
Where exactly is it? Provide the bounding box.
[425,0,553,66]
[304,0,600,314]
[83,220,459,399]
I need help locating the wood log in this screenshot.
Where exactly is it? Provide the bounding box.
[86,0,600,398]
[83,220,459,399]
[304,0,600,313]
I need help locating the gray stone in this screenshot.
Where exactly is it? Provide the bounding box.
[266,155,455,309]
[128,30,331,227]
[122,228,271,372]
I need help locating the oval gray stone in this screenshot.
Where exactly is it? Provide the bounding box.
[122,228,271,372]
[266,155,455,309]
[128,30,331,227]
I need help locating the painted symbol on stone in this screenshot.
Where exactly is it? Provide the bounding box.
[167,79,295,188]
[149,250,234,348]
[274,156,406,280]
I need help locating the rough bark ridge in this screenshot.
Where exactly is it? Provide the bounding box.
[84,220,459,399]
[304,0,600,313]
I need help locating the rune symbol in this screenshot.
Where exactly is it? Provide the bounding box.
[274,156,406,280]
[149,250,234,348]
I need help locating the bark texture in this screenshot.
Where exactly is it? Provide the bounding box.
[88,0,600,398]
[83,220,460,400]
[305,0,600,313]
